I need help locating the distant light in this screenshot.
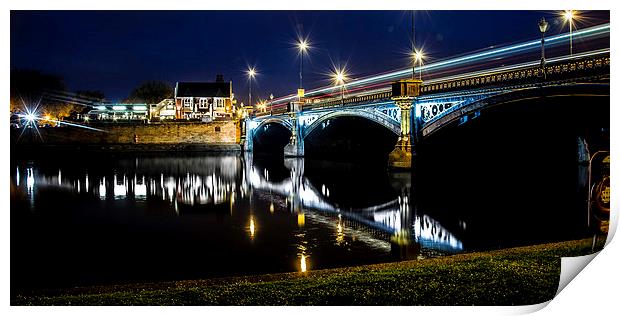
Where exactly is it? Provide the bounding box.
[563,10,575,22]
[247,67,256,78]
[297,39,309,53]
[112,106,126,111]
[133,105,147,111]
[331,67,348,86]
[25,113,35,122]
[412,49,425,63]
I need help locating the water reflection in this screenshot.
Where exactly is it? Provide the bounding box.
[12,153,469,289]
[13,153,464,255]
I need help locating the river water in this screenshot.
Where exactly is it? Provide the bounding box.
[10,150,590,292]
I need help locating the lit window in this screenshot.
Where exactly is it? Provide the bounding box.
[199,98,208,109]
[184,98,192,107]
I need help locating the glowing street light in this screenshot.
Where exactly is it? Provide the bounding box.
[331,67,348,106]
[562,10,578,56]
[412,49,425,80]
[25,113,35,123]
[246,67,257,109]
[297,38,310,97]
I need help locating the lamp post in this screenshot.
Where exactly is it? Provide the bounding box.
[413,49,425,81]
[297,40,309,99]
[411,11,415,80]
[562,10,576,56]
[247,67,256,110]
[332,68,347,106]
[269,93,274,116]
[539,17,549,80]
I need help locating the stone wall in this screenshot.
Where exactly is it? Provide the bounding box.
[12,121,239,145]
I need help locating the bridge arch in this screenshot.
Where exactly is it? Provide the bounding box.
[254,117,293,132]
[301,109,400,140]
[420,83,610,139]
[250,117,293,154]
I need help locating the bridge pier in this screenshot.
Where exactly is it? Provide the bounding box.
[242,119,254,152]
[284,102,305,157]
[388,79,422,169]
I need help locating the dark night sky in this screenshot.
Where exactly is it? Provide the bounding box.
[10,10,610,102]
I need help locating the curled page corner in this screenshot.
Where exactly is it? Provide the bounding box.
[556,251,600,296]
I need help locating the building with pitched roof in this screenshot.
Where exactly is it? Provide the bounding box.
[173,75,234,120]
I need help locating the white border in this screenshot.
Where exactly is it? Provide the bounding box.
[3,1,618,315]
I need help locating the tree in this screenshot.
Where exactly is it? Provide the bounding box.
[11,68,67,112]
[10,68,83,119]
[126,81,173,104]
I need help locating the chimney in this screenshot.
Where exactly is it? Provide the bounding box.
[215,74,224,83]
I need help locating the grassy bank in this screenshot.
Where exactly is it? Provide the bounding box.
[13,238,606,306]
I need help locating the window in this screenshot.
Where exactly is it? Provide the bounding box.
[183,98,192,108]
[199,98,208,109]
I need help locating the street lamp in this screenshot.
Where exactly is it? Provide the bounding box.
[269,93,274,116]
[246,67,256,109]
[412,49,425,80]
[331,68,348,106]
[562,10,577,56]
[297,39,310,97]
[539,17,549,80]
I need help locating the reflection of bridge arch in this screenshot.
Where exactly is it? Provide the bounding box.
[245,157,463,252]
[302,109,401,140]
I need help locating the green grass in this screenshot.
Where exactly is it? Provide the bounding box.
[13,238,605,306]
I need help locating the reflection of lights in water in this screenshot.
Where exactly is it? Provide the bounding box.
[58,169,62,186]
[335,220,345,245]
[390,230,410,246]
[249,217,256,238]
[165,177,176,201]
[413,215,463,250]
[300,254,307,272]
[77,179,80,193]
[114,174,127,198]
[85,174,89,193]
[270,202,274,213]
[26,168,34,195]
[16,167,20,186]
[99,177,106,199]
[134,176,147,199]
[297,213,305,227]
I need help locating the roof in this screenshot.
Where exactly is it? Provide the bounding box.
[176,82,232,98]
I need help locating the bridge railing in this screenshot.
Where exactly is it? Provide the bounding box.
[420,54,610,95]
[257,52,609,116]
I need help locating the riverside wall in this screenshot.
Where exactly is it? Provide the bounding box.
[11,120,241,152]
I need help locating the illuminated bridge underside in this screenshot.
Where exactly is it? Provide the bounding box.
[247,52,609,158]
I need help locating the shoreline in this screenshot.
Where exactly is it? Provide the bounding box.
[12,237,607,306]
[10,143,242,155]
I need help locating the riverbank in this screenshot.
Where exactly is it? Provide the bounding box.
[11,143,241,155]
[13,237,607,306]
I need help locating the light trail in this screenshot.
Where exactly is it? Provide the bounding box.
[270,23,609,106]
